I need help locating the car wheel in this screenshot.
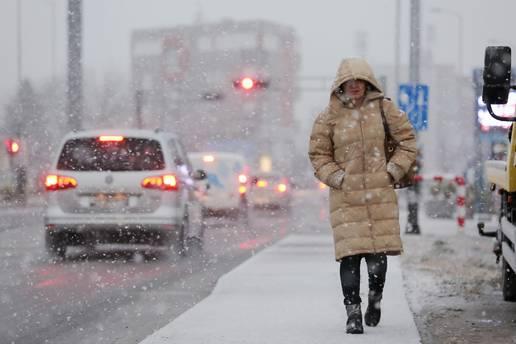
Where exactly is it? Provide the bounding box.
[45,231,66,259]
[502,258,516,302]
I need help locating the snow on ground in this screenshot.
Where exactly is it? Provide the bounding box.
[399,204,516,344]
[139,232,420,344]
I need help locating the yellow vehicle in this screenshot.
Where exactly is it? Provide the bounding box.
[478,46,516,301]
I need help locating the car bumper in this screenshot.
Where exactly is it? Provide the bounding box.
[44,204,182,226]
[44,222,180,246]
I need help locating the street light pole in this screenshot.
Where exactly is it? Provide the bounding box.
[406,0,422,234]
[67,0,83,131]
[395,0,401,88]
[50,0,57,84]
[17,0,22,84]
[431,7,464,76]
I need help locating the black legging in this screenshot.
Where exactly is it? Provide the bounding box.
[339,253,387,305]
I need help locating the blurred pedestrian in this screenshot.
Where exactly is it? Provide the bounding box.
[308,58,416,334]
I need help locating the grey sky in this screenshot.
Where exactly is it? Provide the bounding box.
[1,0,516,107]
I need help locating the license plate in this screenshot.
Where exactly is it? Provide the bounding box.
[95,193,128,207]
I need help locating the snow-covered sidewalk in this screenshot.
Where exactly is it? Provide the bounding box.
[139,232,421,344]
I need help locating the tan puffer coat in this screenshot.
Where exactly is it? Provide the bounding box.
[308,58,417,261]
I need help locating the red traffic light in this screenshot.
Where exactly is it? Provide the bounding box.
[233,76,269,91]
[5,139,20,155]
[241,77,255,90]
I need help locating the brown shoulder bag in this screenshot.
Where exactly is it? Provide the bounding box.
[379,98,419,189]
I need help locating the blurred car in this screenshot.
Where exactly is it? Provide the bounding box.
[248,174,292,210]
[43,129,207,259]
[188,152,249,219]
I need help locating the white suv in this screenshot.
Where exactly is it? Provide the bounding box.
[43,129,206,259]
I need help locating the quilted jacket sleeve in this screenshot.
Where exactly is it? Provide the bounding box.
[308,110,345,189]
[383,99,417,180]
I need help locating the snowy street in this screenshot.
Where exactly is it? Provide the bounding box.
[136,191,516,344]
[0,198,294,343]
[0,188,515,343]
[2,2,516,343]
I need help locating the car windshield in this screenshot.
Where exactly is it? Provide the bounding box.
[57,137,165,171]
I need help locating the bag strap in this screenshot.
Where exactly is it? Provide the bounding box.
[379,97,399,142]
[379,98,389,135]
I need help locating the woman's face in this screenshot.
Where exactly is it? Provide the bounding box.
[343,80,366,101]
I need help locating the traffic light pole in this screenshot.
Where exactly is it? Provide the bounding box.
[135,90,143,129]
[4,139,26,205]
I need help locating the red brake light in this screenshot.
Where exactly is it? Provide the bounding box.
[277,183,287,193]
[98,135,124,142]
[142,174,178,191]
[45,175,78,191]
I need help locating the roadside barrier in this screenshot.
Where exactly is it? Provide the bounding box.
[415,174,468,229]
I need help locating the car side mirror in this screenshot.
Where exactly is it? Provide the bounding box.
[483,46,512,105]
[192,169,207,181]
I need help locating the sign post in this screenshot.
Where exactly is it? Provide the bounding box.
[398,83,429,234]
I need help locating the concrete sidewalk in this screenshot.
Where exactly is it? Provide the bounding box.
[139,232,421,344]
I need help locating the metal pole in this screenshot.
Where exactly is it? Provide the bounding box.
[17,0,22,84]
[67,0,83,131]
[409,0,420,84]
[135,90,143,129]
[395,0,401,88]
[431,8,464,76]
[407,0,421,234]
[458,13,463,77]
[51,0,57,84]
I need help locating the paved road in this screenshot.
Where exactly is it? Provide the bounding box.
[0,191,324,344]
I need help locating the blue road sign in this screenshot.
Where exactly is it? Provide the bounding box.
[398,84,429,132]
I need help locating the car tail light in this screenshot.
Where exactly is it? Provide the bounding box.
[257,180,268,188]
[98,135,124,142]
[238,174,248,184]
[45,174,78,191]
[142,174,179,191]
[277,183,287,193]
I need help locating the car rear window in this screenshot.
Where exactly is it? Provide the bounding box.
[57,138,165,171]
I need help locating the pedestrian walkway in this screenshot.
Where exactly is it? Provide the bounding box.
[139,232,421,344]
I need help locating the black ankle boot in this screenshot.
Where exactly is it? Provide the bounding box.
[364,293,382,327]
[345,304,363,334]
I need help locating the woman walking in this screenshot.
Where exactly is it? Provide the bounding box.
[308,58,416,334]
